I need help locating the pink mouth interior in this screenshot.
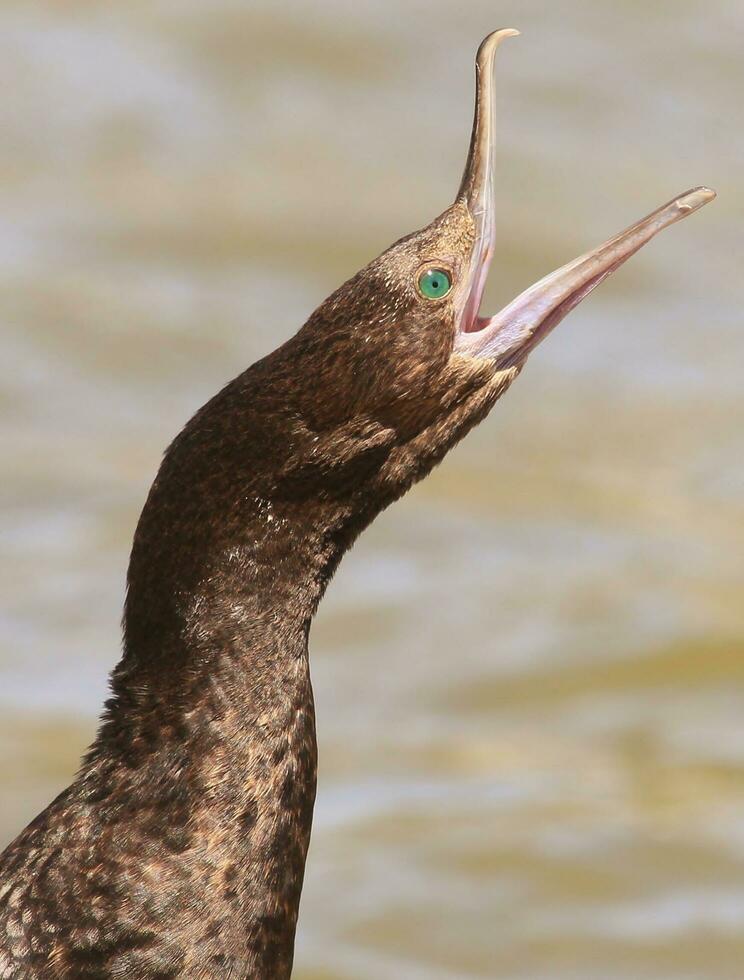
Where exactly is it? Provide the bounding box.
[461,249,493,333]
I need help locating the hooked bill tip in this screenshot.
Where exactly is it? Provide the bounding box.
[478,28,520,62]
[489,27,521,39]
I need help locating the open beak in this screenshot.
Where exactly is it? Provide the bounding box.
[454,29,716,367]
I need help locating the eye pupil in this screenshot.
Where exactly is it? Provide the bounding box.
[418,267,452,299]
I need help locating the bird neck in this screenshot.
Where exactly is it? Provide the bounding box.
[86,479,346,975]
[79,345,403,972]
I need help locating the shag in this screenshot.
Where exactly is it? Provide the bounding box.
[0,30,714,979]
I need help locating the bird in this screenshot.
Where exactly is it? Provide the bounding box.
[0,29,714,980]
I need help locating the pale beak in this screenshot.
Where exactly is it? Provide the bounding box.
[455,30,716,366]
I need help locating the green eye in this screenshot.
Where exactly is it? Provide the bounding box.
[418,267,452,300]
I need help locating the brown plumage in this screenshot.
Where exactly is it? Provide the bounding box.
[0,31,713,979]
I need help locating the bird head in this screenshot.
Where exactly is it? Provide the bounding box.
[276,29,714,513]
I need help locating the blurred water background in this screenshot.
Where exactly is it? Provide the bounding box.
[0,1,742,977]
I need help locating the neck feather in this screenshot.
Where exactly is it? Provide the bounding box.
[83,414,350,975]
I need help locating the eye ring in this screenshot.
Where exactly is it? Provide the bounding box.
[417,266,453,300]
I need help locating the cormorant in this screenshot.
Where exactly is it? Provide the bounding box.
[0,30,714,979]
